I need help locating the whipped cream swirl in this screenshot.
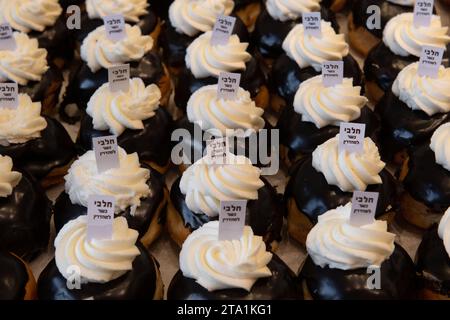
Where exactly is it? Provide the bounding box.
[438,207,450,258]
[0,155,22,198]
[383,13,450,57]
[87,78,161,136]
[312,135,386,192]
[293,75,367,129]
[186,31,251,79]
[282,21,349,72]
[86,0,148,22]
[169,0,234,37]
[64,148,151,213]
[81,24,153,73]
[180,221,272,291]
[179,155,264,217]
[430,123,450,172]
[55,216,140,283]
[386,0,414,5]
[266,0,320,22]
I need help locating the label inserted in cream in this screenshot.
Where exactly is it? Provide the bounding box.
[302,12,322,38]
[93,135,120,173]
[0,23,16,51]
[211,15,236,45]
[219,200,247,241]
[206,137,229,165]
[103,14,127,41]
[350,191,379,227]
[322,61,344,87]
[217,72,241,100]
[0,82,18,109]
[87,195,115,240]
[418,45,444,78]
[339,122,366,154]
[108,64,130,92]
[413,0,434,27]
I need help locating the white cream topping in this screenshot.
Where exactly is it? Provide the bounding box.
[386,0,415,5]
[266,0,320,22]
[0,155,22,198]
[86,0,148,23]
[438,207,450,258]
[430,123,450,172]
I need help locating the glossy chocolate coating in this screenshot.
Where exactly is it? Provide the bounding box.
[170,176,283,249]
[0,171,52,260]
[376,89,450,161]
[416,225,450,295]
[53,164,166,236]
[299,244,418,299]
[271,54,363,103]
[286,157,398,224]
[168,255,302,300]
[0,252,29,300]
[38,244,160,300]
[404,144,450,212]
[278,106,381,159]
[0,117,76,181]
[253,7,338,58]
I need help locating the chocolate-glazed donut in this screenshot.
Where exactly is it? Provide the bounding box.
[0,252,33,300]
[0,117,76,182]
[38,244,161,300]
[299,244,418,299]
[0,170,52,260]
[53,164,166,237]
[168,255,302,300]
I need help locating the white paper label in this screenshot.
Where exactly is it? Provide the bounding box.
[87,195,115,240]
[103,14,126,41]
[302,12,322,38]
[206,137,229,165]
[418,45,444,78]
[350,191,379,227]
[0,23,16,51]
[108,64,130,92]
[219,200,247,241]
[0,83,18,109]
[339,122,366,154]
[217,72,241,100]
[93,135,120,173]
[322,61,344,87]
[211,15,236,45]
[413,0,434,27]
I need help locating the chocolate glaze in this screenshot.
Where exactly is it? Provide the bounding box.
[59,0,84,9]
[0,252,30,300]
[286,157,398,224]
[168,255,302,300]
[53,164,166,236]
[404,143,450,212]
[0,171,52,260]
[416,225,450,295]
[253,7,338,59]
[376,89,450,161]
[38,244,160,300]
[170,176,283,249]
[0,117,76,181]
[234,0,261,10]
[271,54,363,104]
[299,244,418,299]
[278,106,381,159]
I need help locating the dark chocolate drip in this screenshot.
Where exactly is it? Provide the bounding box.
[0,117,76,181]
[376,90,450,161]
[271,54,363,103]
[38,244,159,300]
[253,7,338,58]
[0,171,52,260]
[404,144,450,212]
[167,255,302,300]
[278,106,380,158]
[53,164,166,236]
[416,225,450,295]
[286,157,398,224]
[0,252,29,300]
[299,244,418,299]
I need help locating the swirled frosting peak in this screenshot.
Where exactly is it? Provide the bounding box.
[169,0,234,37]
[0,93,47,146]
[266,0,320,22]
[180,221,272,291]
[392,62,450,116]
[55,216,140,283]
[0,155,22,198]
[80,24,153,73]
[438,207,450,258]
[86,0,148,22]
[387,0,414,5]
[0,0,62,33]
[306,203,396,270]
[312,135,386,192]
[430,123,450,172]
[187,84,264,134]
[87,78,161,136]
[179,154,264,217]
[383,13,450,57]
[282,21,349,72]
[293,75,367,128]
[64,148,151,213]
[0,32,48,85]
[186,31,251,79]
